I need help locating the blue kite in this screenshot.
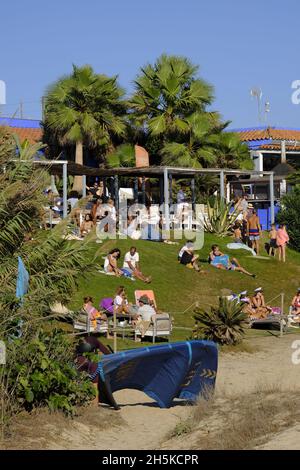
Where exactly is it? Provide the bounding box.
[93,340,218,409]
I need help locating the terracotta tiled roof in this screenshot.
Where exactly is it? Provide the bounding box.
[0,117,42,144]
[259,143,300,151]
[5,126,43,144]
[231,126,300,142]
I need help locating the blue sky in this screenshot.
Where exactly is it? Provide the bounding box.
[1,0,300,128]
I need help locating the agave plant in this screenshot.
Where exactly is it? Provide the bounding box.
[201,196,240,237]
[192,297,249,345]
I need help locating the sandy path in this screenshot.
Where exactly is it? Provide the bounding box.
[5,333,300,450]
[217,334,300,396]
[46,390,190,450]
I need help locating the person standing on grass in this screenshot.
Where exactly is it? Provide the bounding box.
[268,223,278,256]
[123,246,152,283]
[247,209,261,255]
[276,224,289,262]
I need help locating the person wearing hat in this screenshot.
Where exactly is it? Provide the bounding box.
[250,287,272,319]
[137,295,157,322]
[247,209,261,255]
[291,288,300,315]
[134,295,157,341]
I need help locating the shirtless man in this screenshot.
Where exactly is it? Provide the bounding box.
[247,210,261,255]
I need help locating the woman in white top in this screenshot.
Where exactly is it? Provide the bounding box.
[104,248,123,276]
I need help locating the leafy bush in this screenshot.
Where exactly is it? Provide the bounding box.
[2,329,94,416]
[192,297,249,345]
[201,197,240,237]
[277,186,300,251]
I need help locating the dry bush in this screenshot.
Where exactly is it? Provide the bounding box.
[167,384,300,450]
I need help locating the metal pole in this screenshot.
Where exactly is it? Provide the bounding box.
[191,177,196,211]
[114,175,119,212]
[280,292,284,337]
[103,178,107,201]
[169,173,173,203]
[159,176,164,205]
[269,172,275,224]
[62,163,68,219]
[281,141,286,164]
[113,311,117,353]
[163,168,170,233]
[134,177,138,203]
[141,176,146,205]
[220,170,225,200]
[82,175,86,198]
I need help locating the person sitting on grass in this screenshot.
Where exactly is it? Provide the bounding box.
[80,213,94,237]
[104,248,123,276]
[83,296,112,339]
[178,242,206,273]
[209,245,256,278]
[291,288,300,315]
[122,246,152,283]
[250,287,272,319]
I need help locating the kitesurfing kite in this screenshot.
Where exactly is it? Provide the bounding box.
[92,340,218,409]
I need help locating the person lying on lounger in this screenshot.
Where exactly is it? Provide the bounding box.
[249,287,272,319]
[291,288,300,315]
[209,245,256,278]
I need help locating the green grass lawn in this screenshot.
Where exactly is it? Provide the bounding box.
[65,231,300,349]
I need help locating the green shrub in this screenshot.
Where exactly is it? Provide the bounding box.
[192,297,249,345]
[277,186,300,251]
[2,329,94,416]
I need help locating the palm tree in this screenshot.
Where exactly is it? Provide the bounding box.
[130,55,214,148]
[131,54,252,171]
[208,132,252,169]
[106,143,135,168]
[160,112,224,168]
[44,64,126,192]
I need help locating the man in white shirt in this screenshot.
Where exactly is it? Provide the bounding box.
[123,247,151,283]
[137,295,156,321]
